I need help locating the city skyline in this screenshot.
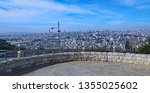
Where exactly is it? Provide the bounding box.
[0,0,150,32]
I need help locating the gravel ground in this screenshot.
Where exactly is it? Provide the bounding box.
[23,61,150,76]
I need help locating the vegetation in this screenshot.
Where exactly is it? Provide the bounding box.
[125,40,131,51]
[138,38,150,54]
[0,39,16,50]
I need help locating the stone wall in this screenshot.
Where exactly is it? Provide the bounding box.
[78,52,150,66]
[0,53,78,75]
[0,52,150,75]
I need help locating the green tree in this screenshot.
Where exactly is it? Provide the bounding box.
[0,39,16,50]
[138,38,150,54]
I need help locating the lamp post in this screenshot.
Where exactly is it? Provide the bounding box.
[0,50,6,60]
[112,41,116,52]
[17,44,22,58]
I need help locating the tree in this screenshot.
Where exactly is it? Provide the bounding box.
[138,38,150,54]
[0,39,16,50]
[125,40,131,51]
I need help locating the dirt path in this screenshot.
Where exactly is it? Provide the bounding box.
[23,61,150,76]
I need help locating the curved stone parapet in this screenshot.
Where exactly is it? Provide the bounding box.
[0,52,150,75]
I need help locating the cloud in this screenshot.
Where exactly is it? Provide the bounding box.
[0,0,149,32]
[0,0,122,23]
[113,0,150,6]
[136,5,150,10]
[0,0,97,24]
[0,0,93,14]
[113,0,138,6]
[113,0,150,10]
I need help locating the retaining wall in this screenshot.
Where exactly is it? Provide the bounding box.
[0,52,150,75]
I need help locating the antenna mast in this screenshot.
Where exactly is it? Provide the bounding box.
[58,21,60,32]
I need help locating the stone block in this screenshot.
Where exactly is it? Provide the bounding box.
[112,53,118,56]
[108,59,113,62]
[133,61,138,64]
[134,60,143,64]
[136,57,142,61]
[125,53,131,56]
[117,60,122,62]
[118,53,125,56]
[130,54,134,57]
[140,54,147,58]
[119,56,123,59]
[128,61,134,64]
[141,58,148,62]
[101,59,107,62]
[131,57,136,61]
[148,58,150,62]
[113,60,117,62]
[144,62,150,66]
[108,52,113,56]
[135,54,142,57]
[122,60,127,63]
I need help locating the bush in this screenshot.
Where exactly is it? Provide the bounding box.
[0,39,16,50]
[138,38,150,54]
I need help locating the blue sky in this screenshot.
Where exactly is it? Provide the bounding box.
[0,0,150,32]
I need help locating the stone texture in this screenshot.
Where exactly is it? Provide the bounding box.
[24,61,150,76]
[1,52,150,75]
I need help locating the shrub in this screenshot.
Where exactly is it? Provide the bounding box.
[0,39,16,50]
[138,38,150,54]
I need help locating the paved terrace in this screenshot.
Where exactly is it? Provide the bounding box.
[0,52,150,76]
[24,61,150,76]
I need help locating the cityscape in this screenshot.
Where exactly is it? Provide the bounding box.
[0,0,150,76]
[0,28,150,53]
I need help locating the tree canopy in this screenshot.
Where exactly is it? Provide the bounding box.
[0,39,16,50]
[138,38,150,54]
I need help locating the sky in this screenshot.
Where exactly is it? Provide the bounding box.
[0,0,150,32]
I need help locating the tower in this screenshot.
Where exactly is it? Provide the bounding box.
[58,21,60,32]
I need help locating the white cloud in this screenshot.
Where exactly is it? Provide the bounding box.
[0,0,93,14]
[113,0,150,6]
[0,9,37,17]
[0,0,130,31]
[113,0,138,6]
[0,0,122,23]
[0,0,96,23]
[113,0,150,10]
[123,0,138,5]
[136,5,150,10]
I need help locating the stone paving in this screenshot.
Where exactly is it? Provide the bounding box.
[23,61,150,76]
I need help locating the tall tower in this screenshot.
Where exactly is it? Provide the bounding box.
[58,21,60,32]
